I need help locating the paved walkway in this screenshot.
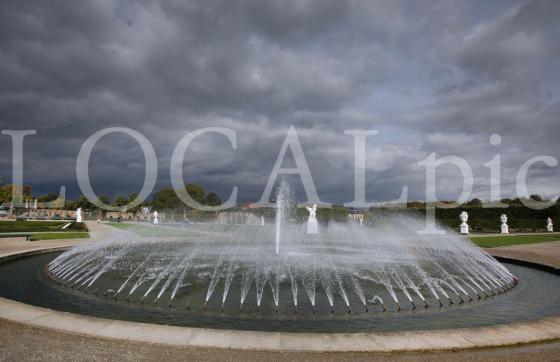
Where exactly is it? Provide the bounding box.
[0,221,113,258]
[485,240,560,270]
[1,317,560,361]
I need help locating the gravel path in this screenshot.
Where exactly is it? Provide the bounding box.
[1,318,560,361]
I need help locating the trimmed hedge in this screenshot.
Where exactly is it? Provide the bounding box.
[365,205,558,232]
[0,220,66,233]
[68,222,88,231]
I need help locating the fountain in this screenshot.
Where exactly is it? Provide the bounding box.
[43,182,519,320]
[275,180,291,255]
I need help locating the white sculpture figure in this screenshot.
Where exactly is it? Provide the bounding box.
[33,199,37,210]
[459,211,469,234]
[8,200,14,219]
[153,210,159,224]
[76,207,83,223]
[261,215,265,226]
[500,214,509,234]
[547,217,553,232]
[358,214,364,228]
[306,204,318,234]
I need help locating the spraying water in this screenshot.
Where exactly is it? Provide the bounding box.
[275,180,291,255]
[47,182,517,315]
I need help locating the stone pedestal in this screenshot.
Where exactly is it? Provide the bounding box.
[459,211,469,235]
[307,220,318,234]
[501,224,509,234]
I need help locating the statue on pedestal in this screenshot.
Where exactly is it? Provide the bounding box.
[500,214,509,234]
[547,217,553,232]
[459,211,469,234]
[306,204,318,234]
[76,207,83,223]
[153,210,159,224]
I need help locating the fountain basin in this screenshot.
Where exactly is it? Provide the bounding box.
[0,247,559,352]
[0,250,558,333]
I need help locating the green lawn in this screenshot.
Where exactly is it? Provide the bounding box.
[28,232,89,241]
[0,220,88,233]
[470,234,560,248]
[0,220,67,233]
[109,223,191,237]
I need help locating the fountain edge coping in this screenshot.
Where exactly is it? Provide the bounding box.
[0,248,559,352]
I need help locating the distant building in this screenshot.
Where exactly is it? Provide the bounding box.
[242,202,270,209]
[216,211,261,225]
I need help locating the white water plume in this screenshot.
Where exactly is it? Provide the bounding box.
[47,184,517,315]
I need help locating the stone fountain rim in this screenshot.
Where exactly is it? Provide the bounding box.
[0,247,559,352]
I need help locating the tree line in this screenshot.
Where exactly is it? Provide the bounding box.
[0,183,222,213]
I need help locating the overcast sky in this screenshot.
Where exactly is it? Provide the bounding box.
[0,0,559,204]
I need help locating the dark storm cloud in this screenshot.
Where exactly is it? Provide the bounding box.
[0,0,558,203]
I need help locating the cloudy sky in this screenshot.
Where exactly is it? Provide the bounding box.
[0,0,559,204]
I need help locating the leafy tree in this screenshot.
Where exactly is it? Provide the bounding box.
[467,198,482,206]
[0,184,32,204]
[204,192,222,206]
[406,201,425,208]
[186,184,205,204]
[510,198,523,205]
[65,199,78,210]
[126,192,142,212]
[113,195,130,209]
[37,193,59,202]
[151,188,184,210]
[97,194,111,207]
[76,195,94,211]
[151,184,211,210]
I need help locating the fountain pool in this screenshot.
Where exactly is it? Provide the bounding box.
[0,252,560,333]
[3,184,558,334]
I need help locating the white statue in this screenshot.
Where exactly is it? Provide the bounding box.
[153,210,159,224]
[547,217,553,232]
[500,214,509,234]
[261,215,265,226]
[76,207,83,223]
[459,211,469,234]
[306,204,318,234]
[358,214,364,228]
